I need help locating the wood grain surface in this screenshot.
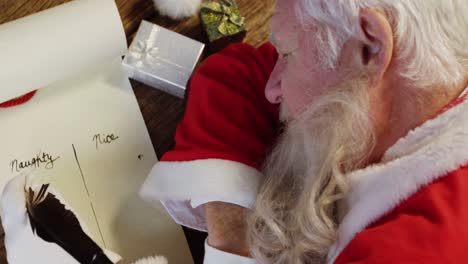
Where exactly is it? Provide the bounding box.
[0,0,274,263]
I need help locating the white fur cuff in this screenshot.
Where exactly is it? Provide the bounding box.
[140,159,263,231]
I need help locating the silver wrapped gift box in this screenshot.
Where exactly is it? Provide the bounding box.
[122,20,205,98]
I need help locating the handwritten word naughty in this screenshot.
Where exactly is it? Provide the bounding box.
[93,133,119,149]
[10,151,61,173]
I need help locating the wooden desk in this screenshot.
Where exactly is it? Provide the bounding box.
[0,0,274,263]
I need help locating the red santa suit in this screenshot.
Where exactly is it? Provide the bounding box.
[140,42,468,263]
[330,88,468,263]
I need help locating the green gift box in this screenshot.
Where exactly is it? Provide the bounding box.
[200,0,247,52]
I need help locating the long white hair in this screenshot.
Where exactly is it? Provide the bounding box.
[248,75,376,264]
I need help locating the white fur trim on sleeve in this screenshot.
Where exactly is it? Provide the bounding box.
[140,159,263,231]
[328,99,468,263]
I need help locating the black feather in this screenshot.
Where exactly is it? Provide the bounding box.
[25,184,113,264]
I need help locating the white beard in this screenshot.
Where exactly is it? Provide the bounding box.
[249,76,376,264]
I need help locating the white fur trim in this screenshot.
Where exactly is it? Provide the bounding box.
[140,159,263,231]
[131,256,168,264]
[204,240,255,264]
[153,0,201,20]
[328,99,468,263]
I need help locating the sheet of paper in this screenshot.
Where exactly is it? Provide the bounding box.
[0,0,193,263]
[0,0,127,103]
[0,61,193,263]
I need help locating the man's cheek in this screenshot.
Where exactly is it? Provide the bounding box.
[283,89,308,116]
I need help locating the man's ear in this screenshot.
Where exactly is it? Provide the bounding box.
[358,8,393,81]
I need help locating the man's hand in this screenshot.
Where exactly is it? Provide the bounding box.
[205,202,250,257]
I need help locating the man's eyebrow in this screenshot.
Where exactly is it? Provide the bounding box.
[270,34,296,54]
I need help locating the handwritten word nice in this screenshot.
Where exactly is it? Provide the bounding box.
[93,133,119,149]
[10,152,60,173]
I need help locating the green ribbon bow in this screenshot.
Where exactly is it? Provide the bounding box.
[201,0,245,37]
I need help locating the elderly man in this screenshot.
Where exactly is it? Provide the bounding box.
[2,0,466,263]
[142,0,468,263]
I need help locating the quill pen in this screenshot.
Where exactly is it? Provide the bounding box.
[25,184,113,264]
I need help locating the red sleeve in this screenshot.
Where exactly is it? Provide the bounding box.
[162,43,279,169]
[335,166,468,263]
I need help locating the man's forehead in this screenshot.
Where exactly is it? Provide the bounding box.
[271,1,302,50]
[275,0,297,10]
[270,26,300,53]
[274,0,297,17]
[272,0,304,31]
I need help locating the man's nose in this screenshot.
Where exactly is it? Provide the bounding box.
[265,76,283,104]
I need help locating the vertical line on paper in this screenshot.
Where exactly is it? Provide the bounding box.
[72,144,107,248]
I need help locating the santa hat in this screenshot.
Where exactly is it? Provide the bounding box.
[153,0,202,20]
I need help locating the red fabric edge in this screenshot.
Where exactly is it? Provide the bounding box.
[0,90,37,108]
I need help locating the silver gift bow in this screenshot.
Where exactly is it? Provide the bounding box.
[127,27,161,68]
[127,26,190,78]
[128,41,160,68]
